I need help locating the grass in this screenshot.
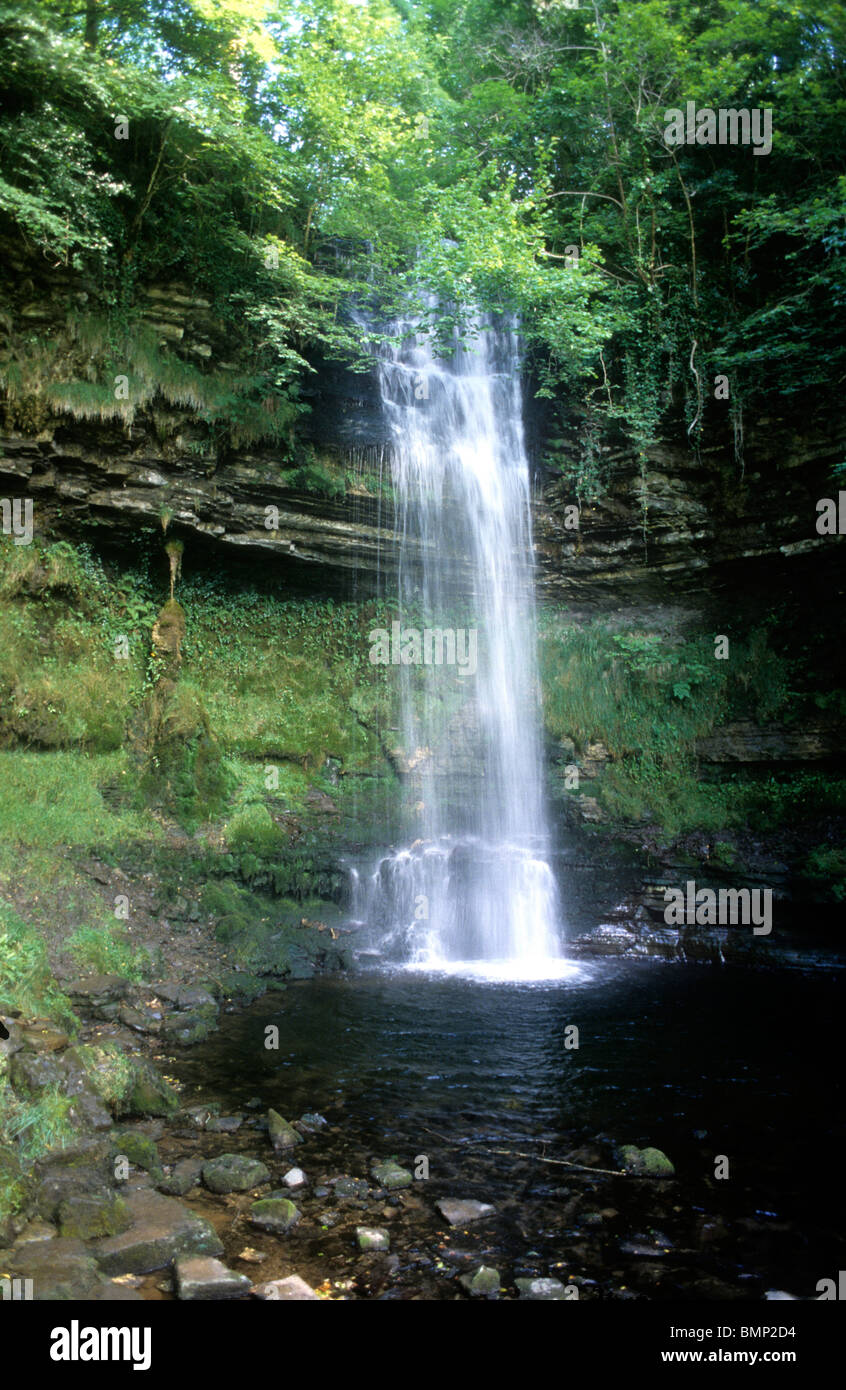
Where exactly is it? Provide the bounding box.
[65,922,151,982]
[0,750,160,851]
[0,901,76,1024]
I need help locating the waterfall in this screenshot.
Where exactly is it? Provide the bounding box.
[361,306,567,979]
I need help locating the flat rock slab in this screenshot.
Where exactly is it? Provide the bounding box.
[175,1256,251,1300]
[436,1199,495,1227]
[202,1154,270,1194]
[92,1188,223,1274]
[253,1275,319,1301]
[65,975,130,1006]
[5,1237,104,1300]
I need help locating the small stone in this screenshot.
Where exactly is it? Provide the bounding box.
[248,1197,299,1235]
[267,1109,302,1151]
[118,1003,162,1034]
[183,1103,220,1130]
[460,1266,500,1297]
[175,1255,251,1301]
[283,1167,307,1189]
[436,1198,495,1226]
[298,1111,327,1132]
[236,1247,266,1265]
[515,1277,568,1300]
[356,1226,390,1252]
[252,1275,319,1300]
[332,1175,369,1200]
[202,1154,270,1194]
[370,1159,412,1191]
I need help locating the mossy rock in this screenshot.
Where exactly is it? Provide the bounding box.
[113,1131,163,1181]
[117,1059,180,1118]
[133,683,234,830]
[202,1154,271,1194]
[620,1144,675,1178]
[160,1013,213,1046]
[248,1197,299,1234]
[0,1147,30,1228]
[57,1191,131,1240]
[62,1041,135,1111]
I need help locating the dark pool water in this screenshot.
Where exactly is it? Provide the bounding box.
[167,960,843,1300]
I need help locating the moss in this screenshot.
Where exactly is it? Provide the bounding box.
[57,1192,131,1239]
[118,1059,180,1119]
[224,802,283,854]
[133,683,235,830]
[66,923,150,982]
[112,1131,163,1180]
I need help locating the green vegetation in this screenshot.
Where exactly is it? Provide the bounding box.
[539,614,846,836]
[0,903,78,1223]
[0,901,76,1024]
[1,1,841,486]
[65,922,151,981]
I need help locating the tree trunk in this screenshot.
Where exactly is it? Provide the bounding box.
[84,0,99,50]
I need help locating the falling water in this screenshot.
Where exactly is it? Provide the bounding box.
[360,307,568,979]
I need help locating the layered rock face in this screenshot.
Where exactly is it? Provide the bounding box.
[2,270,844,610]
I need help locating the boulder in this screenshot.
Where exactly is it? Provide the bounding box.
[92,1188,223,1274]
[57,1192,130,1241]
[202,1154,270,1194]
[248,1197,299,1235]
[619,1145,675,1178]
